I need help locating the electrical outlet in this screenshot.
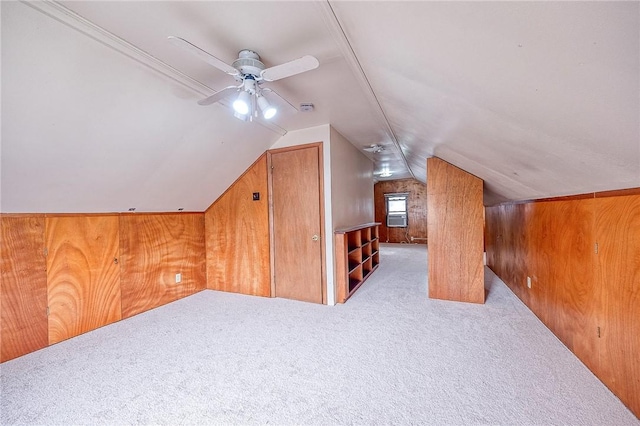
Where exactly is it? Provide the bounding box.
[175,273,182,284]
[527,276,532,289]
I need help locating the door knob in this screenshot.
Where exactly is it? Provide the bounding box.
[312,235,319,241]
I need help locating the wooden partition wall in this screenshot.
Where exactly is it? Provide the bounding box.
[204,154,270,297]
[0,212,205,362]
[374,179,427,244]
[485,191,640,417]
[426,157,484,303]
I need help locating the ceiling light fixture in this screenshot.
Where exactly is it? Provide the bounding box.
[379,165,393,178]
[233,90,251,115]
[169,40,319,124]
[257,94,277,119]
[230,75,277,121]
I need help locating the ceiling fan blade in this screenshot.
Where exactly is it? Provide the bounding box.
[260,55,319,82]
[168,36,238,76]
[262,88,297,112]
[197,86,238,106]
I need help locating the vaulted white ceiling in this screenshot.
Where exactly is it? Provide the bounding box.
[2,1,638,212]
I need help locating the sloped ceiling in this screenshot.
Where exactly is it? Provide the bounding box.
[1,1,638,213]
[331,1,639,203]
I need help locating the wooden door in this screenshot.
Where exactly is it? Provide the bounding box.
[270,145,324,304]
[46,216,121,344]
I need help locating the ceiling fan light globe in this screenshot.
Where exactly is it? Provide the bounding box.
[233,91,251,115]
[263,106,277,120]
[232,99,249,115]
[257,95,277,120]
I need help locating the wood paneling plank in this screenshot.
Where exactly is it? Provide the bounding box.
[548,200,597,369]
[596,195,640,416]
[205,155,270,297]
[46,216,121,344]
[1,216,48,361]
[120,213,205,318]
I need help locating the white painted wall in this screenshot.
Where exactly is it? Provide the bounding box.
[270,125,330,151]
[329,127,374,229]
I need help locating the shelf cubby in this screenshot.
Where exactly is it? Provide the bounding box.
[372,252,380,268]
[347,230,361,252]
[363,257,373,276]
[348,247,362,263]
[349,263,363,278]
[362,241,372,258]
[348,260,360,272]
[362,227,371,244]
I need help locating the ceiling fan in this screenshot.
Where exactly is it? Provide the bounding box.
[168,36,319,121]
[363,144,385,153]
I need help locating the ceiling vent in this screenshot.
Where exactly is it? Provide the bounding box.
[300,103,314,112]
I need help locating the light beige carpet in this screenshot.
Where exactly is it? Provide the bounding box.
[1,243,637,425]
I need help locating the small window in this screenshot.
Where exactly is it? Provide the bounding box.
[384,192,409,228]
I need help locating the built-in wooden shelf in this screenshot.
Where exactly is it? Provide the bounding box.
[335,222,380,303]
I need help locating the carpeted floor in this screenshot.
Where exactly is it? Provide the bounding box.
[1,243,638,425]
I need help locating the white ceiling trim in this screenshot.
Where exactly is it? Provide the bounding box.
[23,0,288,137]
[316,0,416,180]
[24,1,213,96]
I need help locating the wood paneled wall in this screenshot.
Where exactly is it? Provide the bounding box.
[374,179,427,244]
[0,216,48,361]
[427,157,484,304]
[120,213,206,318]
[485,193,640,417]
[46,216,121,344]
[1,212,205,361]
[205,155,270,297]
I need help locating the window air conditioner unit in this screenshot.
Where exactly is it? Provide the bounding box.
[387,214,407,228]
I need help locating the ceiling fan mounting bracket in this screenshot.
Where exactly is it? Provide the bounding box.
[242,76,258,94]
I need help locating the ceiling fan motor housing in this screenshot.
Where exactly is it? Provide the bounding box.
[233,49,265,78]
